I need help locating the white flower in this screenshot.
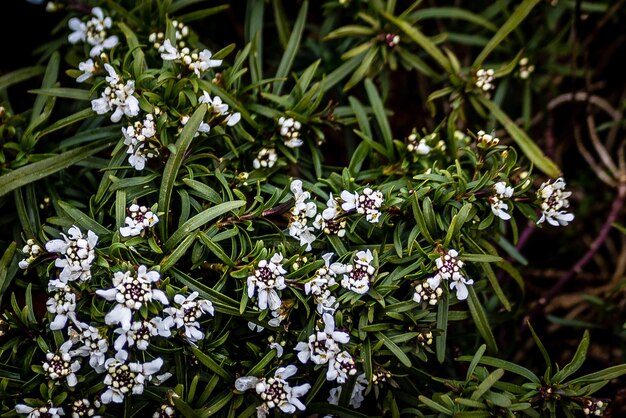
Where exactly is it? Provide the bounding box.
[340,250,374,294]
[247,253,287,311]
[160,39,180,61]
[326,350,357,383]
[305,253,344,313]
[475,68,495,92]
[120,204,159,237]
[42,340,81,387]
[45,225,98,284]
[68,322,109,373]
[489,181,514,221]
[537,177,575,226]
[427,249,474,301]
[413,280,443,306]
[91,64,139,123]
[328,373,368,408]
[406,132,431,155]
[253,148,278,169]
[340,190,359,212]
[357,187,384,223]
[236,365,310,417]
[163,292,214,344]
[68,7,119,57]
[16,403,65,418]
[122,114,160,170]
[288,180,318,251]
[46,283,77,330]
[113,319,166,352]
[314,193,347,237]
[71,398,101,418]
[199,91,240,127]
[278,117,303,148]
[18,239,42,270]
[101,355,163,404]
[96,266,169,331]
[295,313,349,365]
[188,49,222,76]
[77,59,97,83]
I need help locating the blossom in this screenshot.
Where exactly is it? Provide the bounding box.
[18,239,42,269]
[91,64,139,123]
[490,181,514,220]
[314,193,347,237]
[68,7,119,57]
[189,49,223,76]
[160,39,180,60]
[15,403,65,418]
[340,250,374,294]
[536,177,575,226]
[71,398,101,418]
[101,355,164,404]
[326,350,357,383]
[476,130,500,147]
[199,91,240,127]
[96,266,169,331]
[69,322,109,373]
[328,373,368,408]
[46,282,77,330]
[413,280,443,306]
[475,68,495,92]
[42,340,81,387]
[518,57,535,80]
[304,253,345,313]
[120,204,159,237]
[76,59,97,83]
[164,292,214,343]
[122,113,160,170]
[340,188,384,223]
[253,148,278,169]
[295,313,350,365]
[288,180,317,250]
[278,117,302,148]
[247,253,287,311]
[45,225,98,284]
[406,131,431,155]
[235,365,311,417]
[113,318,170,352]
[427,249,474,301]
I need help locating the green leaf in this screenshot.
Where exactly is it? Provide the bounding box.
[381,11,451,73]
[477,96,560,177]
[0,138,114,198]
[196,390,234,418]
[36,108,99,140]
[436,296,449,364]
[375,332,411,367]
[413,7,498,31]
[30,52,60,126]
[58,201,110,236]
[456,355,540,384]
[172,397,201,418]
[473,0,541,68]
[553,330,589,384]
[27,87,90,101]
[466,344,487,381]
[526,321,553,375]
[0,66,45,91]
[0,242,17,302]
[569,364,626,384]
[164,200,245,252]
[160,232,197,273]
[444,203,473,246]
[158,105,207,239]
[272,0,308,95]
[471,368,504,400]
[467,287,497,353]
[418,395,453,414]
[364,78,394,158]
[190,346,233,382]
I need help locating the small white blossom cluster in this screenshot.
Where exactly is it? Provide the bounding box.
[153,404,176,418]
[15,403,65,418]
[91,64,140,123]
[340,249,374,294]
[427,249,473,301]
[18,239,42,269]
[536,177,575,226]
[413,280,443,306]
[340,187,384,223]
[253,148,278,169]
[475,68,495,92]
[68,7,119,57]
[46,282,77,330]
[582,398,606,416]
[313,193,347,237]
[45,225,98,284]
[122,112,160,170]
[42,340,81,387]
[476,130,499,147]
[235,365,311,418]
[278,117,302,148]
[160,39,222,77]
[120,204,159,237]
[304,253,347,314]
[295,313,354,384]
[518,57,535,79]
[76,58,98,83]
[490,181,514,221]
[248,253,288,312]
[69,321,109,373]
[71,398,101,418]
[288,180,318,251]
[101,355,164,404]
[383,33,400,48]
[198,90,241,128]
[149,20,189,51]
[163,292,215,344]
[406,131,432,155]
[327,373,368,409]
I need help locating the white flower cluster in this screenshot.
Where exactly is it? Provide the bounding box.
[163,292,214,344]
[42,340,81,387]
[18,239,42,269]
[69,322,109,373]
[295,313,353,384]
[340,187,384,223]
[46,283,77,330]
[536,177,575,226]
[68,7,119,57]
[235,365,311,418]
[427,249,473,301]
[45,225,98,284]
[91,64,140,123]
[71,398,101,418]
[15,403,65,418]
[340,249,374,294]
[304,253,346,314]
[278,117,302,148]
[149,20,189,51]
[76,58,98,83]
[413,280,443,306]
[101,355,163,404]
[327,373,368,409]
[406,131,432,155]
[476,130,499,147]
[288,180,317,251]
[518,57,535,80]
[160,39,222,77]
[312,192,346,237]
[248,253,288,311]
[253,148,278,169]
[122,113,160,170]
[490,181,514,221]
[199,90,241,128]
[120,204,159,237]
[475,68,495,92]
